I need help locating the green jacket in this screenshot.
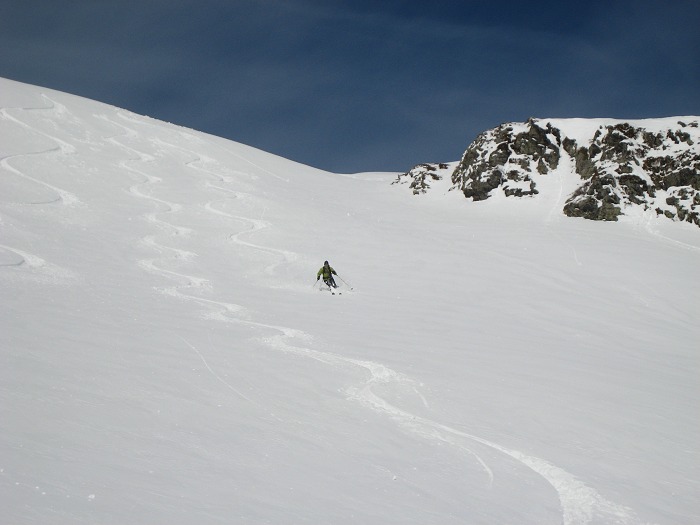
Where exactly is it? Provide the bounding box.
[317,265,337,279]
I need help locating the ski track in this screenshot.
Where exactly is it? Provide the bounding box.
[0,97,82,282]
[641,208,700,254]
[177,336,256,405]
[542,152,585,267]
[0,244,45,268]
[0,99,80,207]
[261,324,645,525]
[204,190,298,276]
[148,133,298,276]
[99,114,266,408]
[98,115,219,299]
[99,110,647,525]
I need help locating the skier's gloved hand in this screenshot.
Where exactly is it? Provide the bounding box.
[317,276,320,280]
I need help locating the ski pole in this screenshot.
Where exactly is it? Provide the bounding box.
[337,275,353,290]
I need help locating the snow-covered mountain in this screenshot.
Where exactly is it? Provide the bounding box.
[1,77,699,525]
[396,117,700,227]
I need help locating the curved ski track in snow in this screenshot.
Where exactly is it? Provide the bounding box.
[104,113,646,525]
[261,324,643,525]
[0,244,45,268]
[97,114,262,408]
[0,99,80,207]
[203,185,299,277]
[0,97,81,281]
[147,134,298,277]
[99,115,246,320]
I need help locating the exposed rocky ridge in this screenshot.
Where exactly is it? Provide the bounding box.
[394,117,700,227]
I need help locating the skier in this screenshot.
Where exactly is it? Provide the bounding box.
[317,260,338,289]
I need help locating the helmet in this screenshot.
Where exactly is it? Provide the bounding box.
[324,260,329,265]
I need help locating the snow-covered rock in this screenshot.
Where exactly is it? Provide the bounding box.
[397,117,700,227]
[391,162,453,194]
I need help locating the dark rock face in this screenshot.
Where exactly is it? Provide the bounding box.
[396,117,700,228]
[563,175,622,221]
[562,122,699,226]
[450,119,561,201]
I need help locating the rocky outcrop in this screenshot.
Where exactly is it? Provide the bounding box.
[561,121,699,225]
[395,117,700,228]
[451,119,561,200]
[392,162,453,194]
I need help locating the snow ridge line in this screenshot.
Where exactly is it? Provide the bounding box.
[116,111,290,183]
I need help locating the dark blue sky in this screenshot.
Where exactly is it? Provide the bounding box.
[2,0,698,172]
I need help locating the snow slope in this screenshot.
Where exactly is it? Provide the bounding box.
[1,77,698,525]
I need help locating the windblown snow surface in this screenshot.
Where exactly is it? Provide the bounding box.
[1,77,698,525]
